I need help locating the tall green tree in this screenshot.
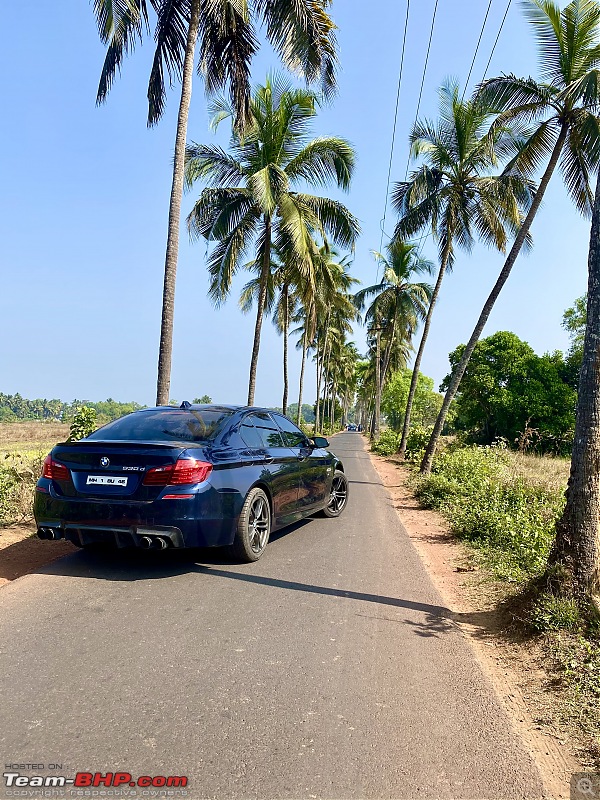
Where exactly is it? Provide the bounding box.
[354,240,433,439]
[421,0,600,475]
[239,247,300,415]
[185,76,359,405]
[382,369,442,432]
[393,80,532,457]
[443,331,576,451]
[94,0,339,406]
[550,170,600,605]
[292,243,355,426]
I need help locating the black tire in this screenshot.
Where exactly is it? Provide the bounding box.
[230,487,271,562]
[321,470,349,518]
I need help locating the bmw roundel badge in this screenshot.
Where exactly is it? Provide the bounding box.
[100,457,110,467]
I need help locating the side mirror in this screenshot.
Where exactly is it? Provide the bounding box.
[310,436,329,449]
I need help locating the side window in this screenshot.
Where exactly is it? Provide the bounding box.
[252,413,284,448]
[274,414,309,448]
[240,414,284,449]
[239,417,263,449]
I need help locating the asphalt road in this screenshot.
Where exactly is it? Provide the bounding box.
[0,433,544,800]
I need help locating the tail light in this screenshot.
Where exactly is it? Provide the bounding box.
[143,459,212,487]
[42,455,70,481]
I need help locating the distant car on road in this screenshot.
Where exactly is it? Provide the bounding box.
[346,423,358,432]
[34,404,348,562]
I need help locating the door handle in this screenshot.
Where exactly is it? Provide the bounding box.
[262,456,274,464]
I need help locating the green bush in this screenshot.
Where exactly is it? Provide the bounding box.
[414,444,564,579]
[69,406,98,441]
[404,425,434,462]
[371,430,401,456]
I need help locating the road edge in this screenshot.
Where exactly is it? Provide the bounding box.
[366,443,582,800]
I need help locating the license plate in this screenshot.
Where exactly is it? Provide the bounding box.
[86,475,128,487]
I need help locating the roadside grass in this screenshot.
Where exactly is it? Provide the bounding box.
[0,422,69,525]
[373,434,600,763]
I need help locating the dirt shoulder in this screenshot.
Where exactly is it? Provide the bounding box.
[368,448,583,800]
[0,523,75,588]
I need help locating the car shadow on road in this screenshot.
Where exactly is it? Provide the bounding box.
[41,555,461,634]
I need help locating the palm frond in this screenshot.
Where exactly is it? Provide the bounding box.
[295,194,360,248]
[185,143,246,186]
[147,0,191,125]
[206,210,260,304]
[255,0,338,99]
[285,137,355,190]
[199,0,258,130]
[95,0,148,103]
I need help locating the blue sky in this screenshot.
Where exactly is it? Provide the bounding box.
[0,0,590,408]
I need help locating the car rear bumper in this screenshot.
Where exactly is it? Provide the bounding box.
[34,483,239,549]
[36,522,187,549]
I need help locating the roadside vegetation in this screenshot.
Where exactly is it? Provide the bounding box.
[370,274,599,758]
[408,440,600,761]
[0,422,69,527]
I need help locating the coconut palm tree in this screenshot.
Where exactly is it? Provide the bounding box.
[392,79,533,457]
[354,240,433,437]
[310,255,359,432]
[550,169,600,605]
[93,0,339,406]
[185,76,359,405]
[420,0,600,475]
[290,241,353,426]
[239,248,301,415]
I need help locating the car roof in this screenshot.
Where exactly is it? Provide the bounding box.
[137,404,291,416]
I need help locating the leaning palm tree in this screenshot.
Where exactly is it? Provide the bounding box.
[420,0,600,475]
[94,0,339,405]
[185,76,359,405]
[354,239,433,437]
[392,79,533,457]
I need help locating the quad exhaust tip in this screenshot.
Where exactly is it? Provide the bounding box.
[139,535,170,550]
[37,527,59,540]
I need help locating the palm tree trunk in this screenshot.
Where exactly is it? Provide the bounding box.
[155,0,201,406]
[322,339,332,431]
[297,333,308,426]
[374,329,382,439]
[548,169,600,605]
[282,285,289,415]
[315,334,322,432]
[331,381,337,430]
[247,217,271,406]
[420,121,569,475]
[381,312,397,387]
[398,239,452,455]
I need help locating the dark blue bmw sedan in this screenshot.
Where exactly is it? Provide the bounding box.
[33,404,348,561]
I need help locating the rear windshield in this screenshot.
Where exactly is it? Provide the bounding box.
[86,409,233,444]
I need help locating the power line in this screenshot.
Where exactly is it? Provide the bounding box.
[403,0,440,182]
[416,0,512,259]
[377,0,411,276]
[461,0,495,100]
[481,0,513,82]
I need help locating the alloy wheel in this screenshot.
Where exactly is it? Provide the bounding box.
[249,496,270,553]
[328,475,348,514]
